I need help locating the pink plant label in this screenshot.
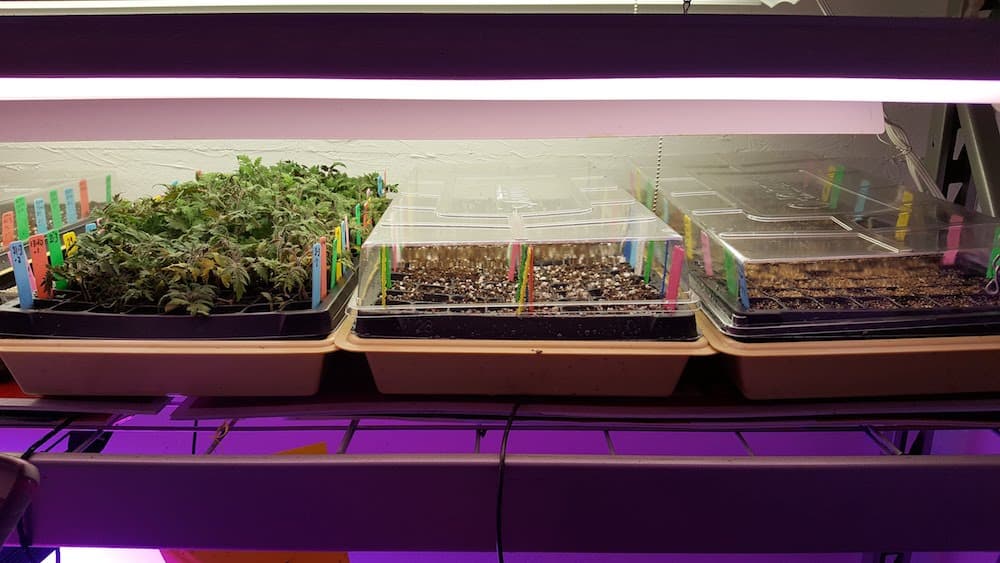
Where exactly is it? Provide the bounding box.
[319,236,328,300]
[942,214,963,266]
[664,245,686,311]
[508,244,520,282]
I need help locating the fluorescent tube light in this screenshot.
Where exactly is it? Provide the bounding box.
[0,0,773,15]
[0,77,998,104]
[0,99,884,141]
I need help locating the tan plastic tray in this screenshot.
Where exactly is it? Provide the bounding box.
[335,316,714,396]
[698,313,1000,400]
[0,328,342,397]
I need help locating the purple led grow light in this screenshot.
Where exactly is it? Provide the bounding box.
[0,15,997,82]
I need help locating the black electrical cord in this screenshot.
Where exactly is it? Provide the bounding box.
[21,417,76,462]
[495,403,520,563]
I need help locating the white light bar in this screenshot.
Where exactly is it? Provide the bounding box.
[0,99,884,141]
[1,77,999,104]
[0,0,773,15]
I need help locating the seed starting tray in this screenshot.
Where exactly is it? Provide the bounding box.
[354,269,699,341]
[692,273,1000,342]
[0,273,357,340]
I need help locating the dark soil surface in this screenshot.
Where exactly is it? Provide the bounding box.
[710,255,998,312]
[388,255,663,307]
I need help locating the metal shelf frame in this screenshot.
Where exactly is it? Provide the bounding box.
[2,389,1000,554]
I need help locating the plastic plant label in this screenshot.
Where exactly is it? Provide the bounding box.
[13,197,29,241]
[79,179,90,217]
[701,231,714,276]
[737,261,750,310]
[106,174,113,202]
[508,243,520,281]
[724,249,738,298]
[49,190,63,230]
[853,179,871,219]
[28,234,51,299]
[380,245,390,304]
[319,236,328,300]
[664,244,685,311]
[33,198,48,233]
[895,191,914,242]
[822,166,834,203]
[827,166,844,209]
[311,242,322,310]
[942,214,964,266]
[65,188,78,223]
[9,242,33,310]
[683,215,694,258]
[333,226,342,284]
[85,222,97,233]
[46,229,67,290]
[988,227,1000,280]
[63,231,78,257]
[1,212,14,247]
[643,240,654,283]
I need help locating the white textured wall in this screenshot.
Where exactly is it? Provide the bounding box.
[0,101,933,201]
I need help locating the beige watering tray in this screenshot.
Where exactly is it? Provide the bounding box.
[698,312,1000,400]
[0,329,344,397]
[334,314,714,397]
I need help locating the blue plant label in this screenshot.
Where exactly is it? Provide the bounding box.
[9,242,33,309]
[311,242,322,310]
[854,179,870,219]
[33,199,48,233]
[738,261,750,310]
[65,188,79,223]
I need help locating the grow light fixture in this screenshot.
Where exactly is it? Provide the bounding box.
[1,77,999,104]
[0,0,781,16]
[0,13,996,140]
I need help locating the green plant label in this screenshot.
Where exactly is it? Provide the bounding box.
[49,190,63,230]
[828,166,844,209]
[45,229,63,266]
[988,227,1000,279]
[642,240,653,283]
[46,230,67,290]
[13,197,29,241]
[724,250,738,298]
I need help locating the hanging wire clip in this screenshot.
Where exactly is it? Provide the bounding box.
[682,0,692,14]
[204,418,238,455]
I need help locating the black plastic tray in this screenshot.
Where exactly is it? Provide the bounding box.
[354,307,698,341]
[691,273,1000,342]
[0,273,357,340]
